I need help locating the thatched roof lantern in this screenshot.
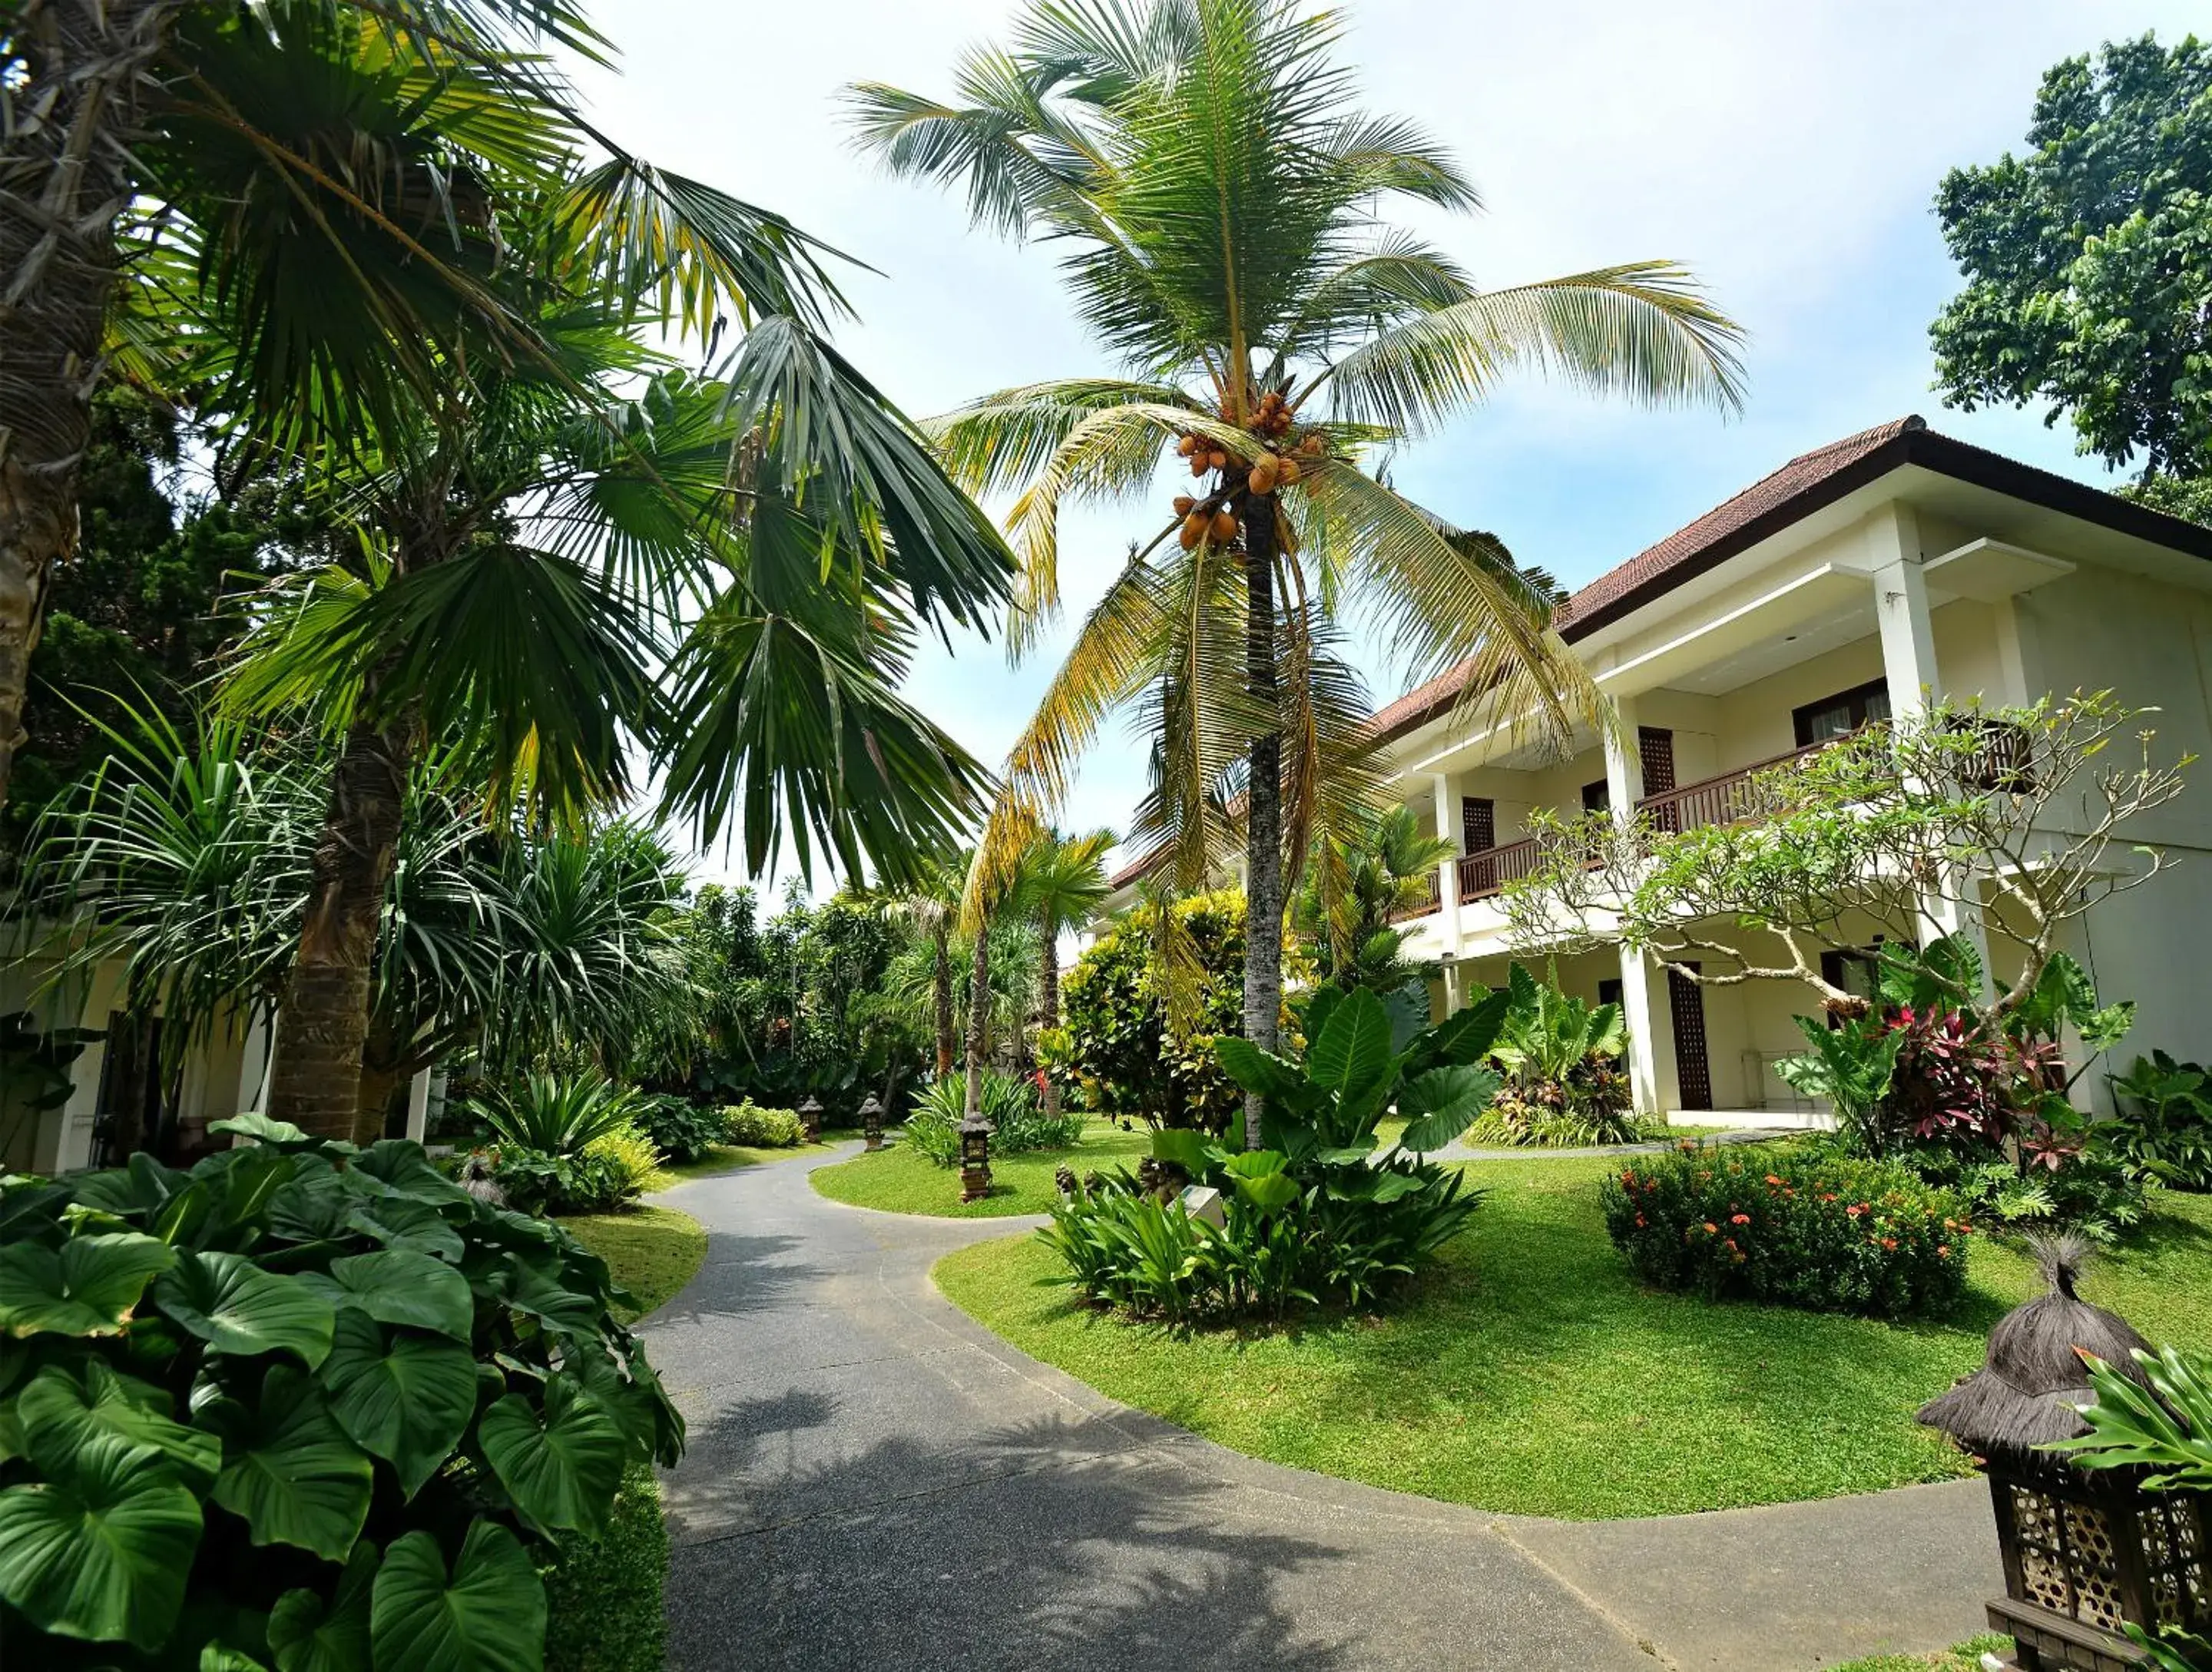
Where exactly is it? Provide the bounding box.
[1916,1235,2210,1671]
[1917,1234,2156,1453]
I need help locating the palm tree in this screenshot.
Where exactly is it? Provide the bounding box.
[1009,826,1115,1119]
[876,853,969,1077]
[849,0,1743,1142]
[1291,803,1454,995]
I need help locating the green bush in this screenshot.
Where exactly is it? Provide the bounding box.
[1471,963,1644,1147]
[2108,1051,2212,1190]
[1055,887,1253,1134]
[721,1101,803,1148]
[634,1094,728,1165]
[902,1071,1085,1167]
[0,1113,683,1670]
[542,1465,669,1672]
[1601,1143,1973,1318]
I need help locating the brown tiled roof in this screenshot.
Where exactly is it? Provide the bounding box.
[1367,414,2212,746]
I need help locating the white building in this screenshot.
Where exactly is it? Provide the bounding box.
[1104,416,2212,1123]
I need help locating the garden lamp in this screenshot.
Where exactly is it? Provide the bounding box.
[859,1094,885,1152]
[958,1114,992,1203]
[798,1095,823,1145]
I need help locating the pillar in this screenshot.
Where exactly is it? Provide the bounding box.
[1601,695,1669,1116]
[405,1068,432,1144]
[1429,770,1461,961]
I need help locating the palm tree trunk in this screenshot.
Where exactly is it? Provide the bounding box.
[1036,918,1062,1120]
[1241,492,1284,1150]
[0,2,170,813]
[269,718,412,1141]
[932,919,955,1078]
[964,919,989,1116]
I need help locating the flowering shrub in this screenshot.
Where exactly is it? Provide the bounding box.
[1600,1143,1973,1317]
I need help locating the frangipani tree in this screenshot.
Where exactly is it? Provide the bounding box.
[849,0,1743,1140]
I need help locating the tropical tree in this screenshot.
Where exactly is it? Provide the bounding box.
[849,0,1743,1142]
[1009,826,1116,1117]
[1291,802,1454,995]
[875,851,970,1077]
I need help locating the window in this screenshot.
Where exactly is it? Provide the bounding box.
[1793,677,1891,747]
[1581,779,1609,814]
[1820,949,1883,1005]
[1461,796,1495,856]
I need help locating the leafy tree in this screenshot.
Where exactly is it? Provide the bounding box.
[849,0,1743,1143]
[1008,827,1116,1119]
[873,855,967,1077]
[6,387,311,844]
[1290,803,1452,995]
[1932,34,2212,505]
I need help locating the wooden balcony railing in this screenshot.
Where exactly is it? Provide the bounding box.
[1458,836,1543,902]
[1389,870,1442,923]
[1634,742,1824,834]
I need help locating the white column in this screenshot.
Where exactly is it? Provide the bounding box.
[1429,771,1461,965]
[405,1068,432,1144]
[1868,505,1992,984]
[55,962,124,1173]
[1601,697,1668,1117]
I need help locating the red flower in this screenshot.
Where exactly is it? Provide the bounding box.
[1730,1213,1750,1226]
[1634,1214,1647,1228]
[1846,1204,1864,1219]
[1882,1237,1898,1250]
[1763,1174,1782,1187]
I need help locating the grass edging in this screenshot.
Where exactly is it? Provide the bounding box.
[810,1121,1150,1217]
[931,1156,2212,1520]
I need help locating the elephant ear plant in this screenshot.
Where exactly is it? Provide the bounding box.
[1041,987,1508,1321]
[0,1114,681,1670]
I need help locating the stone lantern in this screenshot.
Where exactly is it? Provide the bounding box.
[957,1114,992,1203]
[797,1095,823,1145]
[1918,1237,2212,1670]
[859,1094,886,1152]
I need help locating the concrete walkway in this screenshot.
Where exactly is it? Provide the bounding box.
[642,1145,1999,1672]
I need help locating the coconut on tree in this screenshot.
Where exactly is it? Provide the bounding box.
[848,0,1745,1142]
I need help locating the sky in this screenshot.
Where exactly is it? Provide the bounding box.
[573,0,2205,889]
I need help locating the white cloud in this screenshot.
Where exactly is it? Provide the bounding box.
[578,0,2204,886]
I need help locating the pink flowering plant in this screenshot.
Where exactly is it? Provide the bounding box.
[1600,1142,1973,1317]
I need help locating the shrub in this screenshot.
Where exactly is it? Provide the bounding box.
[475,1071,646,1157]
[584,1124,661,1197]
[722,1101,803,1148]
[1055,887,1253,1134]
[2108,1051,2212,1190]
[902,1071,1084,1167]
[634,1094,729,1166]
[1601,1143,1973,1318]
[542,1465,669,1672]
[0,1113,683,1670]
[1468,964,1643,1147]
[1903,1117,2151,1247]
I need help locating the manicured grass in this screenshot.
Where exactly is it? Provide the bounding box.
[934,1156,2212,1519]
[1830,1635,2012,1671]
[811,1120,1151,1217]
[647,1133,845,1188]
[562,1205,708,1322]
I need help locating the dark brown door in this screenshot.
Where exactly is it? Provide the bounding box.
[1667,966,1713,1111]
[1639,727,1678,831]
[1461,796,1494,855]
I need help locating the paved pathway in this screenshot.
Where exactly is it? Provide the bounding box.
[643,1146,2000,1672]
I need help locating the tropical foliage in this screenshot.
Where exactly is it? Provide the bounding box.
[901,1071,1084,1169]
[850,0,1743,1145]
[2108,1051,2212,1190]
[1053,888,1255,1134]
[1932,34,2212,512]
[1602,1144,1974,1319]
[1473,964,1637,1147]
[0,1114,678,1670]
[1290,803,1452,997]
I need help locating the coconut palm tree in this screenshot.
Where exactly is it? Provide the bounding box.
[1009,826,1115,1117]
[849,0,1744,1141]
[874,852,970,1077]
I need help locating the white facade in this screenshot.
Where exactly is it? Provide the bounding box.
[1374,420,2212,1121]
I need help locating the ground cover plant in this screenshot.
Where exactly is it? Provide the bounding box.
[2108,1051,2212,1191]
[1829,1637,2015,1672]
[935,1154,2212,1519]
[1602,1143,1972,1318]
[901,1071,1084,1167]
[813,1121,1148,1219]
[0,1114,681,1669]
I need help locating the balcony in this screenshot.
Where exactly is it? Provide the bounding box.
[1635,742,1825,835]
[1458,836,1545,902]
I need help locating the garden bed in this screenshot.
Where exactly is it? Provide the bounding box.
[932,1155,2212,1518]
[811,1119,1150,1217]
[563,1204,709,1322]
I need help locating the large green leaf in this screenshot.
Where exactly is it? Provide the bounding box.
[1397,1064,1502,1153]
[475,1374,625,1539]
[18,1361,221,1489]
[1305,987,1394,1117]
[0,1430,202,1649]
[159,1250,336,1368]
[492,1258,603,1339]
[1148,1128,1220,1177]
[1229,1172,1299,1213]
[319,1312,477,1499]
[352,1142,469,1207]
[0,1231,177,1339]
[1211,1038,1312,1104]
[1414,989,1512,1068]
[346,1197,465,1264]
[210,1366,373,1561]
[270,1541,378,1672]
[298,1250,473,1343]
[369,1521,545,1672]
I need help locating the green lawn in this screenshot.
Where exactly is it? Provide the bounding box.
[1830,1636,2012,1671]
[562,1206,708,1323]
[811,1120,1151,1217]
[647,1132,846,1189]
[934,1155,2212,1519]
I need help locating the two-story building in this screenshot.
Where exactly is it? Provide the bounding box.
[1104,415,2212,1124]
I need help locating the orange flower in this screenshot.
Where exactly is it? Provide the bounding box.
[1702,1221,1718,1234]
[1730,1213,1750,1226]
[1936,1244,1952,1257]
[1763,1174,1783,1187]
[1882,1237,1898,1250]
[1634,1214,1647,1228]
[1846,1204,1864,1219]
